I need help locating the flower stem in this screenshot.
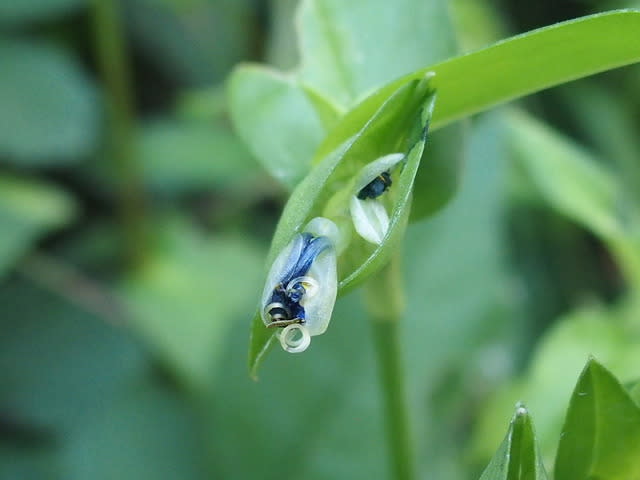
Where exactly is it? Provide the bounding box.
[365,254,415,480]
[609,238,640,292]
[91,0,147,267]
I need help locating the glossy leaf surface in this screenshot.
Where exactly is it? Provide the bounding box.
[479,405,547,480]
[555,359,640,480]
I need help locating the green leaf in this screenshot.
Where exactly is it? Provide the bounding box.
[557,82,640,199]
[138,117,257,195]
[506,109,624,239]
[229,0,457,188]
[299,0,464,219]
[231,9,640,203]
[61,380,209,480]
[304,10,640,220]
[120,217,264,390]
[0,445,62,480]
[0,175,76,279]
[0,39,99,164]
[228,66,326,187]
[0,278,146,431]
[301,83,345,130]
[554,358,640,480]
[472,306,640,465]
[408,9,640,129]
[314,9,640,159]
[449,0,506,52]
[300,9,640,222]
[506,109,640,287]
[0,0,84,25]
[248,79,435,377]
[480,405,548,480]
[296,0,457,106]
[124,0,254,84]
[630,381,640,406]
[410,122,467,219]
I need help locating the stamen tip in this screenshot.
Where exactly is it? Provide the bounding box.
[279,324,311,353]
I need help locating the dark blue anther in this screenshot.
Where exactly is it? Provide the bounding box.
[357,170,392,200]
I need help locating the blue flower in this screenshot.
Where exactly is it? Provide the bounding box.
[261,217,339,353]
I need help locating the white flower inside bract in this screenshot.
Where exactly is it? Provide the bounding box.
[349,153,404,245]
[260,217,338,353]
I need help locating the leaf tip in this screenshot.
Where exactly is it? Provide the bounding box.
[582,355,603,376]
[515,402,529,417]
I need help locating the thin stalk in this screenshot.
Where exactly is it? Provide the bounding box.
[91,0,147,267]
[364,254,415,480]
[609,238,640,294]
[18,252,128,326]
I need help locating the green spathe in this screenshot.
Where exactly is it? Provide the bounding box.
[248,78,436,377]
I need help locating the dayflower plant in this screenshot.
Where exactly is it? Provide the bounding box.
[248,74,436,368]
[228,5,640,479]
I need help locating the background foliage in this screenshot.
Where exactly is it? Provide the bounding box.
[0,0,639,479]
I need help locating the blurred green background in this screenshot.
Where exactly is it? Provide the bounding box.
[1,0,640,479]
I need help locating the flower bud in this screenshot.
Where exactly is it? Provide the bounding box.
[350,153,405,244]
[260,217,339,353]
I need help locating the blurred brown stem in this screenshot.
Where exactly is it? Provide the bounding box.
[18,252,127,326]
[91,0,147,267]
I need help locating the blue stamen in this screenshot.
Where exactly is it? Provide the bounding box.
[267,233,332,324]
[280,233,331,283]
[357,170,392,200]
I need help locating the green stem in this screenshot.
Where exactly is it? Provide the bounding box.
[18,252,126,326]
[91,0,147,267]
[609,238,640,294]
[365,254,415,480]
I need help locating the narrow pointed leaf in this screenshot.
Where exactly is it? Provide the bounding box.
[506,109,640,284]
[506,109,623,239]
[314,9,640,161]
[554,358,640,480]
[480,405,548,480]
[232,9,640,205]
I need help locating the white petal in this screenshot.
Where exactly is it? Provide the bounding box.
[304,217,340,246]
[304,216,349,254]
[260,217,338,339]
[301,244,337,336]
[354,153,404,192]
[350,197,390,245]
